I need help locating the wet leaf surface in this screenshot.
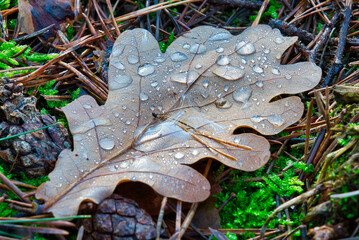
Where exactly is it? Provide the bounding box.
[36,25,321,217]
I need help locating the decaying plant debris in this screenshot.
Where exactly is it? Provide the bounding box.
[0,0,358,239]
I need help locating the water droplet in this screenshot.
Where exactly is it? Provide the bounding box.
[202,80,209,88]
[234,137,241,144]
[285,74,292,80]
[274,37,284,44]
[140,93,149,101]
[174,152,184,159]
[209,32,232,41]
[171,52,187,62]
[112,45,124,57]
[111,61,125,70]
[183,43,190,49]
[171,71,199,84]
[255,80,264,88]
[125,120,131,125]
[253,65,264,74]
[120,161,129,168]
[195,64,202,69]
[99,138,115,150]
[150,81,158,87]
[267,115,285,126]
[138,63,155,76]
[233,87,252,103]
[127,54,139,64]
[235,41,256,55]
[215,98,232,109]
[212,66,244,80]
[250,116,265,123]
[109,75,133,90]
[83,104,92,109]
[190,43,207,54]
[201,92,209,99]
[223,85,229,92]
[216,47,224,53]
[154,56,165,63]
[131,176,136,181]
[263,49,270,54]
[217,55,230,66]
[271,68,280,75]
[191,149,199,156]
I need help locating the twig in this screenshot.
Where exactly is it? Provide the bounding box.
[323,3,352,86]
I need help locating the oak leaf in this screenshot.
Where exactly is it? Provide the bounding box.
[36,25,322,217]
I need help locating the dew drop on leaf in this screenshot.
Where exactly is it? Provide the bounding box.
[217,55,230,66]
[209,32,232,41]
[83,104,92,109]
[191,149,199,156]
[274,37,284,44]
[267,115,285,126]
[215,98,232,109]
[138,63,155,76]
[174,152,184,159]
[212,66,244,80]
[99,138,115,150]
[127,54,139,64]
[253,65,264,74]
[150,81,158,87]
[109,75,133,90]
[255,81,264,88]
[120,161,129,168]
[232,87,252,103]
[154,57,165,63]
[285,74,292,80]
[202,80,209,88]
[235,41,256,55]
[171,52,187,62]
[271,68,280,75]
[216,47,224,53]
[171,71,199,84]
[140,93,149,101]
[111,61,125,70]
[190,43,207,54]
[183,43,190,49]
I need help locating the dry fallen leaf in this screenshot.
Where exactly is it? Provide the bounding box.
[36,25,321,217]
[18,0,75,36]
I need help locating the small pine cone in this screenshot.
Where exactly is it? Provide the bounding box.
[0,77,71,177]
[79,194,156,240]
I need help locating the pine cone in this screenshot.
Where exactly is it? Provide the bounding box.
[0,77,71,177]
[79,194,157,240]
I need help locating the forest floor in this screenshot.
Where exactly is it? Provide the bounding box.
[0,0,358,239]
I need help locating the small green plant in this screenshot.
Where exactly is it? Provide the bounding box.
[0,41,58,78]
[216,154,307,234]
[0,0,10,10]
[159,32,175,53]
[250,0,282,21]
[36,80,80,109]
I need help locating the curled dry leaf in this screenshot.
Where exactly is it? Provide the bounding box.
[36,25,322,217]
[18,0,75,37]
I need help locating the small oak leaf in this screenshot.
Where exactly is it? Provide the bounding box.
[36,25,322,217]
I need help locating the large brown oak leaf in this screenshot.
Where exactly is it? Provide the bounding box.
[36,25,322,217]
